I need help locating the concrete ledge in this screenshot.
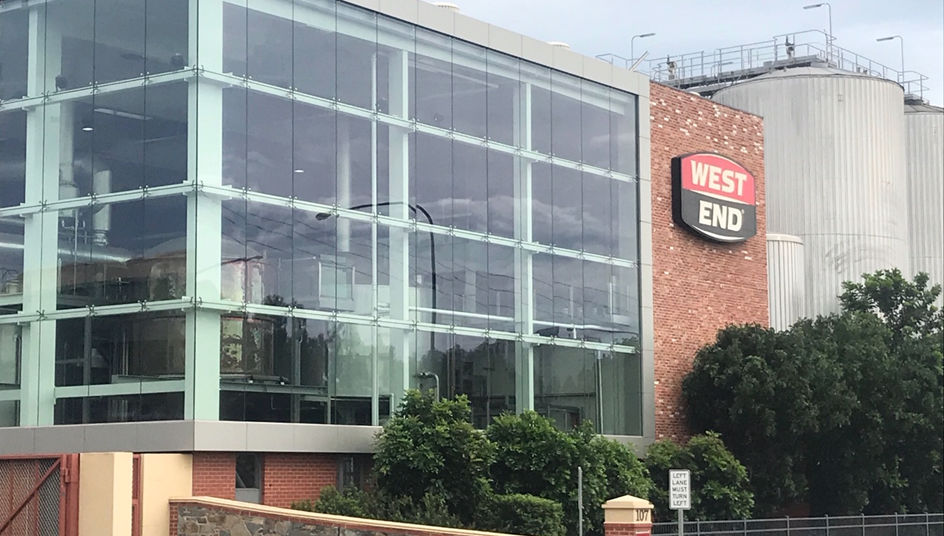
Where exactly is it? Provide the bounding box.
[171,496,520,536]
[0,421,379,455]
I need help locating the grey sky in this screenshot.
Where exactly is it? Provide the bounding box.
[452,0,944,105]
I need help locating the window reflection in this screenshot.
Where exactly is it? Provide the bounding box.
[57,197,187,309]
[0,9,28,100]
[55,313,185,387]
[54,392,183,424]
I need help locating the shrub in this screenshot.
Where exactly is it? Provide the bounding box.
[645,432,754,521]
[480,493,566,536]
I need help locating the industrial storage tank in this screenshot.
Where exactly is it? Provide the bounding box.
[904,102,944,300]
[767,234,805,330]
[713,67,909,318]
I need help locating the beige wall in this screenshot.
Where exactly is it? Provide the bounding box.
[78,452,133,536]
[140,454,193,536]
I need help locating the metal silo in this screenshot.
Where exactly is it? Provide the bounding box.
[767,234,805,330]
[905,102,944,299]
[713,67,909,318]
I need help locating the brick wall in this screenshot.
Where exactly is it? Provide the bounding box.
[261,453,339,508]
[649,82,768,441]
[191,452,236,499]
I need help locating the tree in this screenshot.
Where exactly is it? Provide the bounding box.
[682,324,815,515]
[645,432,754,521]
[487,412,650,536]
[372,389,494,524]
[683,270,943,515]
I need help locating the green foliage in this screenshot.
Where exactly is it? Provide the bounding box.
[488,413,650,536]
[479,494,566,536]
[373,389,494,525]
[682,324,815,515]
[307,486,461,528]
[683,270,944,515]
[645,432,754,521]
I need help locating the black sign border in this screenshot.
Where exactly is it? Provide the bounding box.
[671,152,757,244]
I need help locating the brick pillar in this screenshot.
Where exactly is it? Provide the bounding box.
[603,495,654,536]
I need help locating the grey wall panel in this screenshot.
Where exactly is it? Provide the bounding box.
[767,234,805,330]
[905,107,944,302]
[714,70,909,317]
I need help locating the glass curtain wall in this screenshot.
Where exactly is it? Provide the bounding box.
[0,0,642,434]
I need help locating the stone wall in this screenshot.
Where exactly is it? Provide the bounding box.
[649,81,768,441]
[171,497,517,536]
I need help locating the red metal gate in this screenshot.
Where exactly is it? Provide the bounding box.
[0,455,79,536]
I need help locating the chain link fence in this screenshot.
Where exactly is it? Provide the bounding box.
[0,458,62,536]
[653,514,944,536]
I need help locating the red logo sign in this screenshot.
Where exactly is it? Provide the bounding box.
[672,153,757,243]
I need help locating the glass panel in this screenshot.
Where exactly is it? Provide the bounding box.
[534,344,596,430]
[487,150,514,238]
[413,332,515,429]
[581,80,611,169]
[221,390,292,422]
[551,166,582,250]
[551,71,581,162]
[247,91,293,197]
[333,322,375,423]
[54,392,184,424]
[223,1,248,78]
[292,208,337,311]
[0,324,21,387]
[582,260,613,344]
[57,196,187,309]
[0,8,29,100]
[337,3,376,110]
[55,313,185,387]
[612,265,640,346]
[524,63,551,154]
[56,82,188,197]
[600,351,642,435]
[582,172,612,256]
[610,89,637,175]
[553,256,583,329]
[612,179,638,261]
[452,41,486,139]
[531,162,552,245]
[0,401,17,427]
[46,0,96,91]
[337,113,373,211]
[486,50,518,146]
[0,214,24,314]
[413,29,451,127]
[488,243,515,332]
[452,143,487,234]
[145,0,189,76]
[534,346,641,435]
[294,1,336,99]
[293,103,337,205]
[247,4,293,89]
[0,111,26,208]
[412,132,452,227]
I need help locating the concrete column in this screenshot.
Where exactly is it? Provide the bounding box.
[514,82,534,411]
[78,452,134,536]
[140,454,193,536]
[603,495,654,536]
[185,0,224,420]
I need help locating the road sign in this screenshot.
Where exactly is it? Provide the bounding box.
[669,469,691,510]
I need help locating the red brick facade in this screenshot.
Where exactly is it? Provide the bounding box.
[262,453,339,508]
[189,452,339,508]
[191,452,236,499]
[648,82,768,441]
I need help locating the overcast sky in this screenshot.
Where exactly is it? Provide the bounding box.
[453,0,944,105]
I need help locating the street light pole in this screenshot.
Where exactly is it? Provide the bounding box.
[803,3,833,60]
[876,35,904,82]
[630,32,656,62]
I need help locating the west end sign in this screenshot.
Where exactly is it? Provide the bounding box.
[672,153,757,243]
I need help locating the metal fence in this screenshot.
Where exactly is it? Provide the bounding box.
[653,514,944,536]
[0,455,79,536]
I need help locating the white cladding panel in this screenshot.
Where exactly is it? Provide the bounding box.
[714,71,909,317]
[767,234,805,330]
[905,107,944,302]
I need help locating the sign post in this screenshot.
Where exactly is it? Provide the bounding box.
[669,469,691,536]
